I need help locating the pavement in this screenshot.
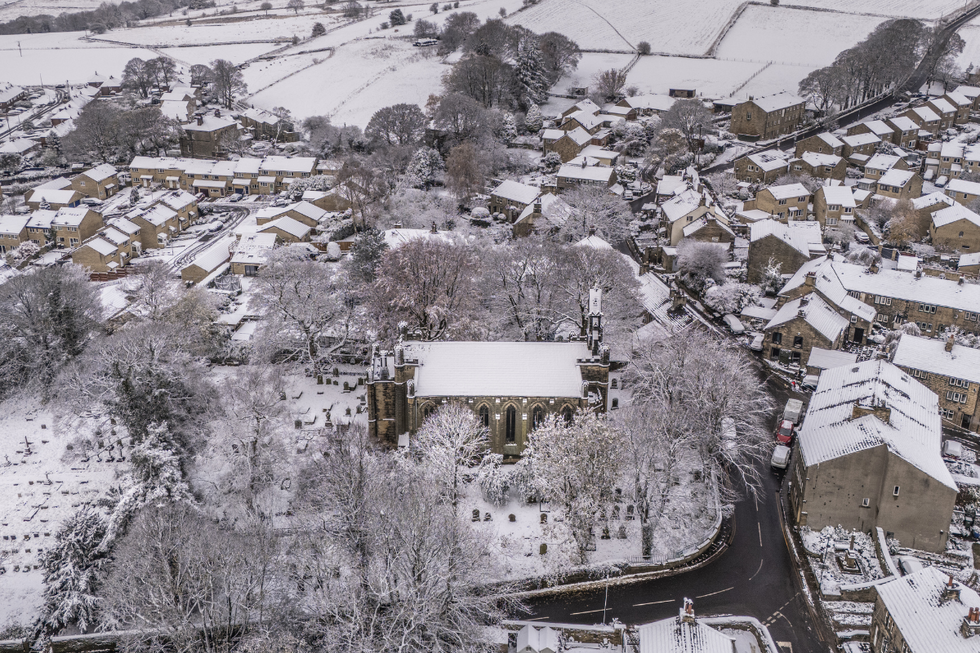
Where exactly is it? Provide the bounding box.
[520,369,828,653]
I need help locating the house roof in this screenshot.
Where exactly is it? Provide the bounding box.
[26,209,56,230]
[381,228,455,249]
[819,184,856,208]
[579,145,619,160]
[541,128,565,142]
[865,153,901,172]
[515,193,573,229]
[557,164,615,182]
[765,183,809,200]
[29,188,79,205]
[234,158,262,174]
[516,626,560,653]
[132,204,177,227]
[183,114,238,132]
[0,214,29,235]
[0,138,36,155]
[778,257,877,322]
[823,258,980,314]
[747,149,790,171]
[929,97,955,114]
[32,177,72,192]
[878,169,915,187]
[748,91,804,112]
[563,110,603,131]
[806,347,857,371]
[750,219,810,257]
[107,217,140,235]
[563,126,593,146]
[491,180,540,205]
[637,613,736,653]
[82,237,116,257]
[875,567,980,653]
[258,216,311,239]
[78,163,117,182]
[230,232,277,266]
[662,189,707,224]
[799,151,842,167]
[798,360,956,489]
[910,106,940,122]
[861,120,894,136]
[954,84,980,99]
[893,334,980,384]
[766,293,849,342]
[259,155,317,174]
[841,133,880,147]
[941,141,965,158]
[184,242,230,273]
[564,98,600,115]
[656,175,686,197]
[814,132,844,148]
[960,251,980,268]
[159,190,197,211]
[888,116,919,132]
[404,341,592,398]
[946,178,980,196]
[932,202,980,229]
[945,91,970,106]
[912,191,954,211]
[623,94,676,112]
[287,200,327,222]
[52,207,92,227]
[99,227,128,245]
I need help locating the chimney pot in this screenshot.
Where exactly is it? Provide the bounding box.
[946,335,955,352]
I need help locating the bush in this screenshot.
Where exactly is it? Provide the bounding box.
[637,41,651,55]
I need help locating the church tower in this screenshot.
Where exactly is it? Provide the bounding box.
[587,287,604,355]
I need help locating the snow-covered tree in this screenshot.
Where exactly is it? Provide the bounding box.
[414,402,489,514]
[517,411,624,563]
[523,103,543,133]
[476,453,509,505]
[404,146,443,190]
[513,37,549,111]
[561,185,634,244]
[703,282,761,314]
[761,256,784,296]
[37,507,109,635]
[676,239,727,293]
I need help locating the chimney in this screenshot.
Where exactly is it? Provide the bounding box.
[214,108,221,118]
[946,334,955,353]
[869,262,879,274]
[805,270,816,287]
[852,399,891,424]
[963,607,980,638]
[942,574,961,603]
[681,598,695,624]
[196,115,203,126]
[430,221,438,234]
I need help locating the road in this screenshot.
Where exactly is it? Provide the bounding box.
[167,204,250,271]
[521,371,826,653]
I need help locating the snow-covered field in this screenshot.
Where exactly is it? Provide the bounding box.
[158,43,280,65]
[783,0,961,19]
[956,24,980,69]
[715,5,886,68]
[625,56,764,99]
[550,52,634,95]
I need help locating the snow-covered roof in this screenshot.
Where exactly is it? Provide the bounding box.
[184,243,230,273]
[778,257,877,323]
[833,259,980,314]
[889,117,918,134]
[52,207,92,227]
[78,163,117,182]
[26,209,56,230]
[516,625,560,653]
[750,219,810,257]
[32,177,72,192]
[960,252,980,268]
[0,138,36,155]
[945,91,970,107]
[748,91,804,112]
[515,193,573,229]
[819,184,856,208]
[183,114,238,132]
[579,145,619,160]
[259,155,317,174]
[941,142,965,159]
[637,613,735,653]
[806,347,857,371]
[557,164,615,182]
[0,85,24,103]
[563,126,593,146]
[563,110,603,131]
[541,128,564,142]
[865,154,901,172]
[231,233,277,266]
[131,204,177,227]
[235,158,262,174]
[860,120,894,137]
[286,200,327,222]
[875,567,980,653]
[564,98,600,115]
[622,94,675,112]
[766,293,848,342]
[841,133,879,148]
[258,216,311,240]
[946,178,980,196]
[798,360,956,489]
[896,254,919,271]
[29,188,79,205]
[491,180,540,205]
[910,106,940,122]
[798,151,842,167]
[932,202,980,229]
[82,237,116,257]
[107,217,140,235]
[656,175,686,197]
[381,228,455,249]
[746,149,790,171]
[929,97,955,114]
[814,132,844,149]
[765,183,809,201]
[0,214,29,235]
[404,341,592,398]
[954,85,980,99]
[99,227,128,246]
[662,189,707,224]
[575,234,613,250]
[893,334,980,383]
[912,191,954,211]
[878,169,915,187]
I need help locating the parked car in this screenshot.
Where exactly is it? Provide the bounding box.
[771,444,791,470]
[775,419,794,444]
[723,314,745,335]
[943,440,963,459]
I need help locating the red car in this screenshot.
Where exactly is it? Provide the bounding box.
[775,419,794,444]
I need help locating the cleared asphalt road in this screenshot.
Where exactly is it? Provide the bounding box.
[519,375,827,653]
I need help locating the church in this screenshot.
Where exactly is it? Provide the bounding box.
[365,290,625,458]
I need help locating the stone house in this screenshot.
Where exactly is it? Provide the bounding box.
[661,189,728,246]
[893,334,980,430]
[742,183,810,221]
[365,293,624,458]
[746,219,814,284]
[559,110,603,135]
[789,361,958,553]
[560,98,600,119]
[913,191,955,226]
[158,190,199,228]
[794,132,844,158]
[789,152,846,180]
[25,209,56,246]
[937,141,965,179]
[51,207,103,248]
[942,90,972,125]
[840,133,880,165]
[230,233,276,276]
[512,194,574,238]
[555,163,616,190]
[681,215,735,247]
[763,294,850,366]
[128,204,180,249]
[847,120,896,144]
[945,178,980,206]
[0,214,29,253]
[903,106,941,136]
[960,251,980,277]
[876,169,922,201]
[870,568,980,653]
[863,153,907,182]
[237,107,298,142]
[729,92,805,141]
[179,112,240,158]
[733,150,790,183]
[813,184,858,228]
[25,188,84,211]
[926,97,957,131]
[258,156,317,190]
[71,163,119,200]
[70,236,123,272]
[542,127,593,162]
[255,201,326,229]
[489,180,541,220]
[885,116,920,149]
[637,607,737,653]
[617,94,676,116]
[954,84,980,110]
[180,242,231,285]
[0,85,26,112]
[929,202,980,253]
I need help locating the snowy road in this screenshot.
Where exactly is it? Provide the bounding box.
[521,372,826,653]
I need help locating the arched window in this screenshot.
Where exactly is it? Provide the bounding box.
[505,406,517,443]
[479,405,490,428]
[532,406,544,429]
[562,406,574,424]
[611,398,619,409]
[611,378,618,389]
[421,404,434,422]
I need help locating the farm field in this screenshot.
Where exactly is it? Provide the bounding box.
[715,5,886,68]
[624,55,765,99]
[550,52,635,95]
[781,0,962,19]
[159,42,281,65]
[956,24,980,69]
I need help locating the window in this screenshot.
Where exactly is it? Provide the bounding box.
[862,498,870,507]
[562,406,574,423]
[918,303,937,314]
[874,296,892,306]
[611,378,618,389]
[947,391,968,403]
[893,486,900,497]
[828,204,840,211]
[950,377,969,389]
[611,398,619,409]
[910,369,927,380]
[827,217,838,226]
[532,407,544,428]
[479,405,490,428]
[770,347,781,360]
[940,407,955,419]
[778,198,787,205]
[421,404,434,421]
[960,231,965,238]
[793,335,803,348]
[772,332,782,345]
[844,206,853,214]
[876,314,890,324]
[798,196,807,202]
[505,406,516,443]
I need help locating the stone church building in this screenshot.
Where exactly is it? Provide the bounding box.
[366,291,625,459]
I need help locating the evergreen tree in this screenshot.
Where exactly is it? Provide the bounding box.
[346,228,389,284]
[405,146,443,190]
[513,37,549,111]
[524,103,543,133]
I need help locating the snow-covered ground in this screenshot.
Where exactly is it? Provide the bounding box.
[624,56,764,99]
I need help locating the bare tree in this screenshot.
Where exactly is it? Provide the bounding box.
[365,103,427,146]
[433,93,491,144]
[190,63,213,87]
[414,402,489,515]
[676,239,727,293]
[661,99,712,157]
[591,68,627,103]
[211,59,248,109]
[287,0,304,13]
[561,185,634,244]
[538,31,581,85]
[122,57,153,98]
[445,141,485,203]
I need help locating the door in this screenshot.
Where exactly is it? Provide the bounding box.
[851,327,864,344]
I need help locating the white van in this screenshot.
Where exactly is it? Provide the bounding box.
[771,444,791,470]
[943,440,963,459]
